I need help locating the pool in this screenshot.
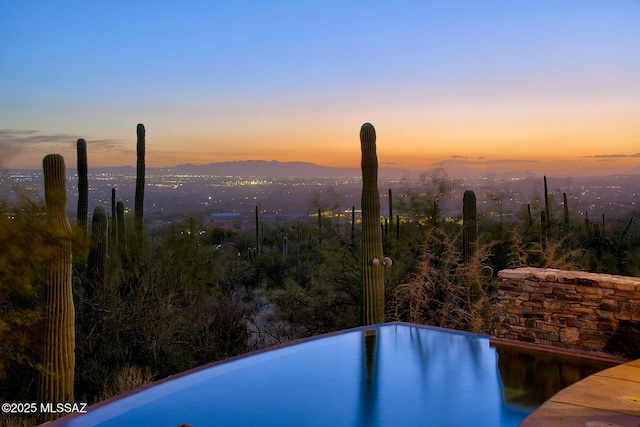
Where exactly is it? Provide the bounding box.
[51,323,613,427]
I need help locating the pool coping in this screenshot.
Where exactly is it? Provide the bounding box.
[520,358,640,426]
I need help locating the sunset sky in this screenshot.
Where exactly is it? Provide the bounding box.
[1,1,639,175]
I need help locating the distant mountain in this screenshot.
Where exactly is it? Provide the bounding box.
[2,160,414,178]
[5,159,638,179]
[164,161,357,178]
[153,160,417,179]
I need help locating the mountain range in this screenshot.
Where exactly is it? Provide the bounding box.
[17,160,420,179]
[4,159,640,179]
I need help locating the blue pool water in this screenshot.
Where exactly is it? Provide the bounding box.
[56,324,533,427]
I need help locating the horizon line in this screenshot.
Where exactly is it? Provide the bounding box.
[3,159,640,180]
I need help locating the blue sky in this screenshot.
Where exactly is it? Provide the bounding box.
[1,1,639,173]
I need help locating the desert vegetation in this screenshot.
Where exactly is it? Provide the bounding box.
[2,124,640,425]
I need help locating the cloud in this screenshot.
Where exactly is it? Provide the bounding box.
[86,138,128,152]
[382,160,405,166]
[0,129,126,164]
[582,153,640,159]
[450,155,467,159]
[1,129,78,148]
[441,158,538,166]
[483,159,538,164]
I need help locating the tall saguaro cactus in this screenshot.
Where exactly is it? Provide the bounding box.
[462,190,478,264]
[134,123,145,247]
[39,154,75,409]
[86,205,109,296]
[360,123,385,325]
[76,139,88,238]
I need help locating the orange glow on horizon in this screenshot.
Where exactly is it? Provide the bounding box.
[2,107,639,174]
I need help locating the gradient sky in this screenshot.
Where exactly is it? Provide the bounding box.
[1,1,639,174]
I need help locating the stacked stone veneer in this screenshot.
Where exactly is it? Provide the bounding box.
[496,267,640,353]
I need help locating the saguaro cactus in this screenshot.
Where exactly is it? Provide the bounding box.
[39,154,75,408]
[462,190,478,264]
[318,208,322,246]
[388,188,393,235]
[541,210,548,249]
[255,206,259,256]
[111,188,117,242]
[76,139,88,238]
[543,175,551,231]
[116,201,126,255]
[360,123,385,325]
[134,123,145,247]
[563,192,570,231]
[351,205,356,246]
[282,232,288,262]
[86,205,109,295]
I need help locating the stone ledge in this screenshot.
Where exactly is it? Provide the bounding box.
[499,268,640,291]
[496,268,640,355]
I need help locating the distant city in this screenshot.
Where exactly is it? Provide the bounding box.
[2,161,640,231]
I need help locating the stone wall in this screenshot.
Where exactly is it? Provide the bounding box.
[496,267,640,356]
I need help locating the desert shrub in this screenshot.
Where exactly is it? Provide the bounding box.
[0,413,36,427]
[250,224,362,343]
[75,263,250,402]
[392,227,496,334]
[0,199,88,402]
[101,365,153,400]
[0,201,47,383]
[504,221,580,271]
